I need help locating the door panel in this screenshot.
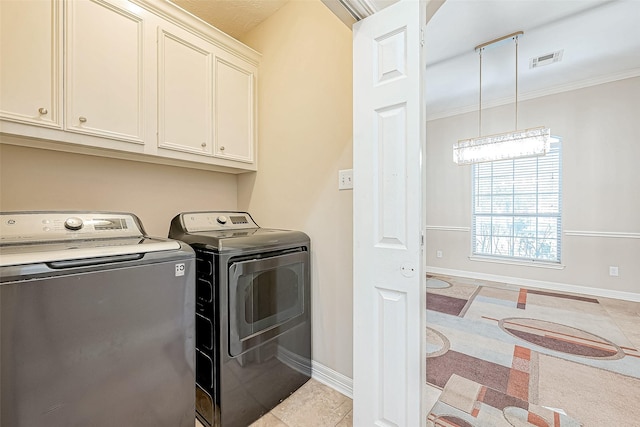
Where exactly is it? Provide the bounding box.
[214,58,255,163]
[65,0,143,142]
[353,1,426,426]
[0,0,61,127]
[158,26,213,155]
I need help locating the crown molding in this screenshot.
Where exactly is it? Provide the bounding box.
[427,67,640,122]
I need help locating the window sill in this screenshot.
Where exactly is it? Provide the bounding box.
[469,255,566,270]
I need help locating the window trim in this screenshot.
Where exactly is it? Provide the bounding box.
[468,254,566,269]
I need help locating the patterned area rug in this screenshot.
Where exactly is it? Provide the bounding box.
[429,374,581,427]
[426,275,640,427]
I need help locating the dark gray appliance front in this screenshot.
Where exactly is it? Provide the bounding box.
[0,210,196,427]
[0,252,196,427]
[169,211,311,427]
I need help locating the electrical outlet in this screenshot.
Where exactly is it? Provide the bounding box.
[436,250,443,258]
[609,266,619,277]
[338,169,353,190]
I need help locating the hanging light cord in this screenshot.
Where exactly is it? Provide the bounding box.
[478,48,483,136]
[514,35,519,131]
[473,31,524,137]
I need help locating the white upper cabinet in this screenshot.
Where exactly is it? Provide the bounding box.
[156,22,258,167]
[157,25,213,156]
[214,56,256,164]
[0,0,62,128]
[0,0,260,173]
[65,0,144,143]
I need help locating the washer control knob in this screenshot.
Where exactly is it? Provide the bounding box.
[64,217,84,231]
[216,215,228,225]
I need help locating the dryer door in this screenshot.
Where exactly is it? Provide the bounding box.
[227,249,309,356]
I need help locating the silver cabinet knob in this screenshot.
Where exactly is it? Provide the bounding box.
[38,107,48,115]
[219,146,225,151]
[79,116,87,123]
[201,142,207,148]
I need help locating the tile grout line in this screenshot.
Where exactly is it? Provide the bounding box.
[333,409,350,427]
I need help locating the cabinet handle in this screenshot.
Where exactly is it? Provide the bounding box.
[79,116,87,123]
[219,146,225,151]
[38,108,48,115]
[201,143,207,148]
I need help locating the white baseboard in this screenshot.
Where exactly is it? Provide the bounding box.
[426,266,640,302]
[311,360,353,399]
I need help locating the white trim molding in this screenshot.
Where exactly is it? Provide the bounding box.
[426,266,640,302]
[312,360,353,399]
[425,225,470,232]
[564,230,640,239]
[468,255,565,270]
[427,68,640,121]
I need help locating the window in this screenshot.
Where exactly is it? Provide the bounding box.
[472,139,562,263]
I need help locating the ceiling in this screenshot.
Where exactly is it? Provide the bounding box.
[425,0,640,119]
[170,0,289,39]
[170,0,640,120]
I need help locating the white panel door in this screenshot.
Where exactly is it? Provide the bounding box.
[65,0,144,143]
[353,1,426,426]
[0,0,61,127]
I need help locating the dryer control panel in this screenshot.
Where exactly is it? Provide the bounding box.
[181,211,259,233]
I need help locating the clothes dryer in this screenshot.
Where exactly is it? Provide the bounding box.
[169,211,311,427]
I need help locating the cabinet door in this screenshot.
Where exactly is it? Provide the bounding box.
[0,0,61,127]
[65,0,144,143]
[214,57,256,163]
[157,27,213,156]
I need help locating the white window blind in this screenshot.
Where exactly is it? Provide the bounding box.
[472,139,562,262]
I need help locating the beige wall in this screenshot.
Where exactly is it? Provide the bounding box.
[0,143,237,236]
[238,0,354,377]
[426,77,640,295]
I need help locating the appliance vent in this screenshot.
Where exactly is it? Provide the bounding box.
[529,50,564,68]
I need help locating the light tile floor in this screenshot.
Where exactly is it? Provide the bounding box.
[195,379,352,427]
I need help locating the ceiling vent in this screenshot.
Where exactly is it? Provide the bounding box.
[529,50,564,68]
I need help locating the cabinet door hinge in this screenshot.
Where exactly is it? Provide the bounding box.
[420,27,424,47]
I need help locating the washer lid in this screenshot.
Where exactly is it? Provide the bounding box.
[0,238,180,267]
[0,211,180,267]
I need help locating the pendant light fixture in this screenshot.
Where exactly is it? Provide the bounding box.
[453,31,552,165]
